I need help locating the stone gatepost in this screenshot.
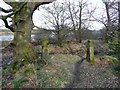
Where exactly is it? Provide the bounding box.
[41,37,49,63]
[86,40,95,65]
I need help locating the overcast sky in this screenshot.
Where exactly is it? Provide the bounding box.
[0,0,105,30]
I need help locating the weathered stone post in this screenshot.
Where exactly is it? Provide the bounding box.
[41,37,49,64]
[86,40,90,62]
[86,40,95,65]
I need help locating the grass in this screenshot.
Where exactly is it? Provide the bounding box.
[100,55,119,65]
[37,54,80,88]
[2,40,120,88]
[3,54,80,88]
[2,40,84,88]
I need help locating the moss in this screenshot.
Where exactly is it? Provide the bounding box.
[89,40,95,65]
[86,40,95,65]
[41,37,49,63]
[42,37,49,53]
[13,38,37,71]
[12,78,28,88]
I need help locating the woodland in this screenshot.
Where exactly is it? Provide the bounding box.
[0,0,120,88]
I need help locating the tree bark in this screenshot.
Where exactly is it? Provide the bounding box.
[104,2,111,42]
[118,2,120,59]
[56,31,63,47]
[14,3,37,68]
[78,2,82,43]
[118,2,120,43]
[68,1,78,42]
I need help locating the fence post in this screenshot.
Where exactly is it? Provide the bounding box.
[41,37,49,64]
[86,40,95,65]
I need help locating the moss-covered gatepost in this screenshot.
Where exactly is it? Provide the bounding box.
[86,40,95,65]
[41,37,49,64]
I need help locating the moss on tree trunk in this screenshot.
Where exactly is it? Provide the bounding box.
[12,3,37,71]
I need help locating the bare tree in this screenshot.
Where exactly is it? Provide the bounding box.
[67,1,78,42]
[67,0,95,43]
[104,1,111,42]
[91,0,118,42]
[37,1,71,46]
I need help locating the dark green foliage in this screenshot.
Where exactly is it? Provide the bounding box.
[12,78,28,88]
[109,43,119,52]
[24,67,35,76]
[10,60,19,70]
[57,40,64,47]
[108,40,120,60]
[114,66,120,74]
[11,64,37,88]
[108,37,120,75]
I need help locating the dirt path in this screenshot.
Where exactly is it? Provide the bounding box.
[66,40,120,88]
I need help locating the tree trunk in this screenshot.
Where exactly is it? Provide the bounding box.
[118,2,120,43]
[78,2,82,43]
[104,2,111,43]
[68,2,78,42]
[57,31,63,47]
[118,2,120,59]
[105,28,109,43]
[10,32,17,46]
[14,3,36,68]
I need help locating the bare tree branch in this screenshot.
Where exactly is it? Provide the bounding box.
[2,18,14,32]
[0,7,13,13]
[1,2,27,32]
